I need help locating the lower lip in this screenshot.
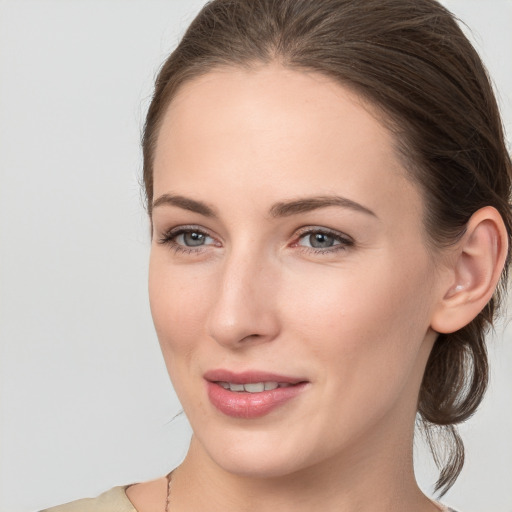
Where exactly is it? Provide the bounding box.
[206,381,307,419]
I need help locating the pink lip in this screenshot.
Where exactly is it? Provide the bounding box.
[204,369,308,419]
[204,369,305,384]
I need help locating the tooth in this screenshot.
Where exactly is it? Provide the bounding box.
[222,381,291,393]
[244,382,265,393]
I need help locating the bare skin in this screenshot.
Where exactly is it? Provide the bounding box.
[127,64,507,512]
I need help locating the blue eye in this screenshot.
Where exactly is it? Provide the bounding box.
[175,231,213,247]
[296,229,353,253]
[299,232,338,249]
[158,227,217,252]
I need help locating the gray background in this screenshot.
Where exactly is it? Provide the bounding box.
[0,1,511,511]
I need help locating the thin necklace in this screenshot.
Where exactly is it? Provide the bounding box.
[165,471,173,512]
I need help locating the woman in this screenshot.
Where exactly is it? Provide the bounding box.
[41,0,511,511]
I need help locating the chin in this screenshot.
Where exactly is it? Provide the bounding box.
[191,422,325,479]
[209,446,308,479]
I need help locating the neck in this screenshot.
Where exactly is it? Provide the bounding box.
[168,424,435,512]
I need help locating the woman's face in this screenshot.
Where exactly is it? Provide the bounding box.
[149,64,443,477]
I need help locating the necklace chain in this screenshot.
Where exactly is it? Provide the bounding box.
[163,469,449,511]
[165,471,173,512]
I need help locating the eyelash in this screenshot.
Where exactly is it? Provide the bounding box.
[157,226,216,255]
[157,225,354,256]
[293,227,354,254]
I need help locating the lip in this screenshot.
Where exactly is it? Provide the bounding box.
[204,369,308,419]
[204,369,305,385]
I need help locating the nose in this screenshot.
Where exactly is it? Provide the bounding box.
[206,250,280,349]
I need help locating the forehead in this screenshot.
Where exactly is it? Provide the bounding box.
[156,64,395,164]
[153,64,423,224]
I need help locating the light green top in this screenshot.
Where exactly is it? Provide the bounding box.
[41,486,136,512]
[40,485,456,512]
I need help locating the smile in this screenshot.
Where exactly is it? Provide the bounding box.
[216,381,293,393]
[204,370,308,419]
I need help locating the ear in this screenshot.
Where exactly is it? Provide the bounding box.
[431,206,508,334]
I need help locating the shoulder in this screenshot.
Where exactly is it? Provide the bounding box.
[40,486,136,512]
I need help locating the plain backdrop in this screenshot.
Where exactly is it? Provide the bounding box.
[0,1,511,511]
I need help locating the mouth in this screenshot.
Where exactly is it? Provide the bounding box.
[215,381,295,393]
[204,370,308,419]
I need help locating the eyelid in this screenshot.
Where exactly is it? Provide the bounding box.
[157,225,220,250]
[156,224,353,256]
[291,226,355,254]
[293,226,354,243]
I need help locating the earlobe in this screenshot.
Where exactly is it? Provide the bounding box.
[431,206,508,334]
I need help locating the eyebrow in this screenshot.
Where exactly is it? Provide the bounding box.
[152,194,217,217]
[152,193,377,219]
[269,195,377,218]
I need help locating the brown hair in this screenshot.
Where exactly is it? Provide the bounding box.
[142,0,512,496]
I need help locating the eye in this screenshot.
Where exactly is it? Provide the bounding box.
[294,228,353,253]
[175,231,213,247]
[157,226,219,253]
[299,232,338,249]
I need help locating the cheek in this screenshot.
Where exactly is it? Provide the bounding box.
[284,251,434,384]
[148,254,210,359]
[148,255,217,416]
[278,256,435,444]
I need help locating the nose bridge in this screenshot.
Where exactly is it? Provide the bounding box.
[207,243,279,347]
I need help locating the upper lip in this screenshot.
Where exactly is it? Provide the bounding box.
[204,369,307,385]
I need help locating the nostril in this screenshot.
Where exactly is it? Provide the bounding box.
[240,333,263,342]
